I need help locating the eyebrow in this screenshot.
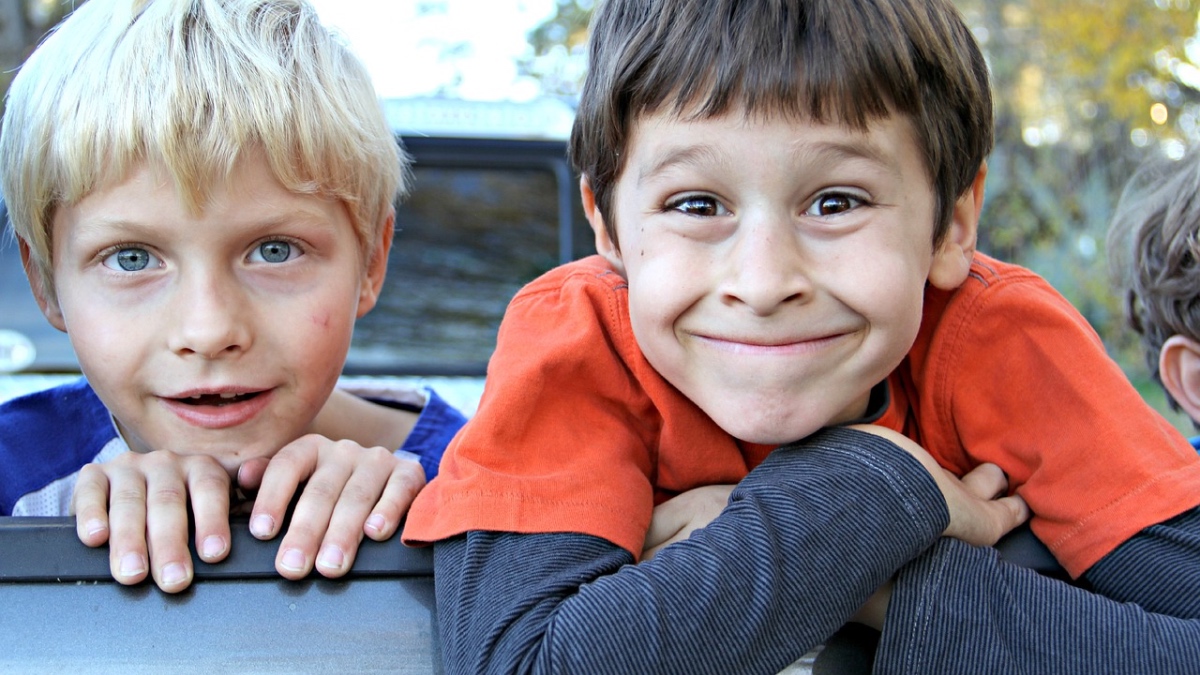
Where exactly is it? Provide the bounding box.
[636,145,728,186]
[74,206,333,236]
[795,138,897,173]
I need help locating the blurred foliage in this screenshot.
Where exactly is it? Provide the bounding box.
[522,0,1200,431]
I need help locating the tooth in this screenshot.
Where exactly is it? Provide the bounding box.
[220,393,237,399]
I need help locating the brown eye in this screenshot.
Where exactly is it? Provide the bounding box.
[669,195,727,217]
[806,192,863,217]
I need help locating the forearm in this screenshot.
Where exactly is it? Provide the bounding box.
[1083,506,1200,618]
[434,428,949,674]
[877,537,1200,673]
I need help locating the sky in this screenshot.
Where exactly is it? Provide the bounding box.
[307,0,558,102]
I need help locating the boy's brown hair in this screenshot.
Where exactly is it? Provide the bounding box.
[1108,148,1200,408]
[569,0,993,248]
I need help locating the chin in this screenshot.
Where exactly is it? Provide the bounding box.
[717,413,822,446]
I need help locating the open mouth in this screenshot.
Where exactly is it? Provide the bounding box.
[176,391,263,407]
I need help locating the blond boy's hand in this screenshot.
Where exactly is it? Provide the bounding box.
[642,484,735,560]
[847,424,1030,546]
[71,450,233,594]
[235,433,425,580]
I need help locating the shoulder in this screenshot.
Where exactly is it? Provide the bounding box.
[511,255,628,309]
[959,253,1055,296]
[500,255,638,357]
[0,378,112,442]
[0,378,119,514]
[930,252,1090,332]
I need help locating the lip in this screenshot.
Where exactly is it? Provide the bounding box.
[691,331,853,355]
[160,387,275,429]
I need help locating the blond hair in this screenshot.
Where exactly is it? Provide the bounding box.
[1,0,405,298]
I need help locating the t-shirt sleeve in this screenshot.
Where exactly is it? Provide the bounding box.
[404,269,661,556]
[924,269,1200,577]
[395,388,468,482]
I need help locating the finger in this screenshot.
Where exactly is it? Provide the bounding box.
[100,458,151,587]
[950,491,1031,546]
[958,462,1009,500]
[312,448,398,577]
[363,458,425,542]
[237,456,271,492]
[71,463,113,548]
[642,540,671,561]
[271,440,355,579]
[249,437,320,541]
[186,459,233,565]
[141,453,195,593]
[642,502,688,556]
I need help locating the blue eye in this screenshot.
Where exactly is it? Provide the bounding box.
[250,240,297,264]
[102,247,159,272]
[805,192,864,217]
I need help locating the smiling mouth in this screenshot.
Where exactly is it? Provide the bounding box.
[176,392,263,406]
[696,332,851,352]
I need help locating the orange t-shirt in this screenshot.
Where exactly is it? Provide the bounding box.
[405,254,1200,577]
[877,254,1200,576]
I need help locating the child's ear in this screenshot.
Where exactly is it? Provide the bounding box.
[18,239,66,332]
[927,163,985,291]
[1159,334,1200,426]
[356,208,395,318]
[581,175,624,275]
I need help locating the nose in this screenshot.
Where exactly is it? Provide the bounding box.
[166,268,252,359]
[720,213,812,315]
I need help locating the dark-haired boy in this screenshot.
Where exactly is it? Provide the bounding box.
[407,0,1200,671]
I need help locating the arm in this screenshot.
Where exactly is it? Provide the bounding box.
[875,536,1200,673]
[434,428,950,674]
[1083,506,1200,617]
[920,265,1200,577]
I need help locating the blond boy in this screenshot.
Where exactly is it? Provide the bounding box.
[0,0,465,593]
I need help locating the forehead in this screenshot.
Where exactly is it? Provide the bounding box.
[623,108,927,182]
[53,155,350,243]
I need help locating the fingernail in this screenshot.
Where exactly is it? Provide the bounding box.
[201,535,227,560]
[365,514,386,536]
[119,553,146,578]
[85,519,107,537]
[250,514,275,539]
[280,548,307,573]
[317,544,345,571]
[161,562,187,587]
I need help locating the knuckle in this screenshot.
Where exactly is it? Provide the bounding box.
[337,481,378,506]
[190,471,231,494]
[146,484,188,508]
[300,478,342,502]
[108,485,149,507]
